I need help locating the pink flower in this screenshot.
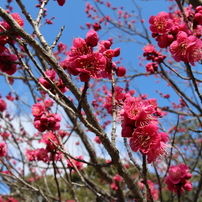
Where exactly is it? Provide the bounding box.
[70,38,92,58]
[2,13,24,30]
[110,182,118,190]
[39,69,68,94]
[0,142,7,157]
[149,11,173,33]
[143,44,166,64]
[32,103,45,117]
[130,124,160,154]
[44,99,54,109]
[92,22,101,31]
[26,149,37,161]
[0,131,10,139]
[6,92,15,101]
[73,53,106,79]
[143,44,156,53]
[169,31,191,62]
[113,174,123,183]
[157,33,174,48]
[103,49,114,59]
[4,197,19,202]
[41,113,61,131]
[11,13,24,27]
[147,132,168,163]
[121,97,158,127]
[67,156,84,170]
[0,52,18,75]
[165,163,192,195]
[121,125,134,138]
[145,62,158,73]
[63,31,122,81]
[41,131,59,150]
[32,101,61,132]
[0,99,7,112]
[94,136,101,144]
[183,181,193,191]
[104,86,126,114]
[36,148,49,162]
[170,31,202,65]
[168,164,189,184]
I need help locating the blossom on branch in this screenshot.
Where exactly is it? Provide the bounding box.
[119,93,168,163]
[0,51,18,75]
[0,98,7,112]
[0,13,24,47]
[67,156,84,171]
[149,11,173,34]
[0,142,7,157]
[32,100,61,132]
[170,31,202,65]
[61,29,125,81]
[149,7,202,65]
[165,164,193,195]
[39,69,68,94]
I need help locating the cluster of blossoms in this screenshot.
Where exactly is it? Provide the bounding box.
[84,1,137,31]
[0,131,10,140]
[143,44,166,73]
[121,96,168,163]
[31,99,61,132]
[104,86,135,114]
[60,29,126,82]
[26,130,69,163]
[149,6,202,65]
[39,69,68,94]
[110,174,123,190]
[164,163,192,195]
[0,13,24,75]
[26,147,55,163]
[104,86,168,163]
[26,142,83,173]
[84,2,105,31]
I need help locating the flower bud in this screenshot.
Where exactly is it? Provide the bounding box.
[183,182,193,191]
[116,66,126,77]
[85,29,99,47]
[57,0,66,6]
[185,172,192,180]
[80,73,90,82]
[113,48,121,57]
